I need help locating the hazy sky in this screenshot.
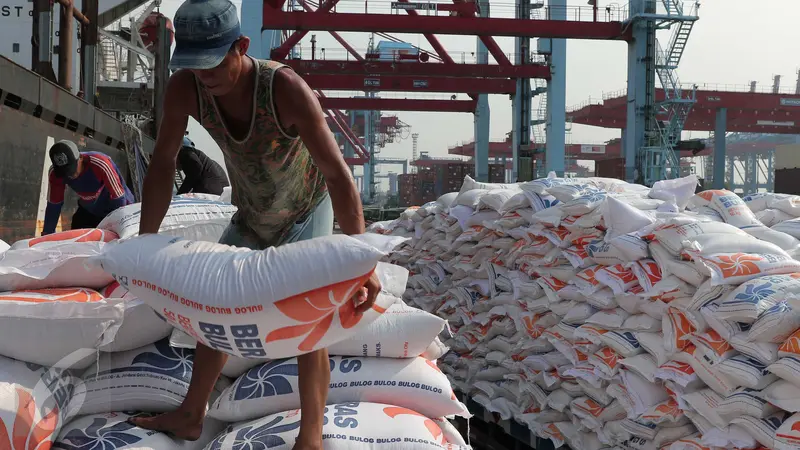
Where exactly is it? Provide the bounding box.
[150,0,800,179]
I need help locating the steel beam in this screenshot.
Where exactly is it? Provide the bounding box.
[269,0,340,60]
[261,11,631,40]
[304,74,516,94]
[55,0,90,25]
[296,2,364,62]
[58,0,74,90]
[279,59,550,79]
[153,16,171,137]
[396,0,456,64]
[588,89,800,112]
[81,0,98,103]
[319,97,477,112]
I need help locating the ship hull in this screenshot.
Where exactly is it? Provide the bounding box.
[0,106,133,245]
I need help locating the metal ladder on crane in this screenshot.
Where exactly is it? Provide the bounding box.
[641,0,698,184]
[531,79,548,148]
[661,0,683,16]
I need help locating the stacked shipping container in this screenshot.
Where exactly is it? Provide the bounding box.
[594,157,626,180]
[396,163,508,206]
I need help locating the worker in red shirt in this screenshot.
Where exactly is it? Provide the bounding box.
[43,140,135,235]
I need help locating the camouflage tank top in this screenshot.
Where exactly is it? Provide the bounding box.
[194,58,328,247]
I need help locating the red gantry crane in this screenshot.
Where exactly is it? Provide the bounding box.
[250,0,633,199]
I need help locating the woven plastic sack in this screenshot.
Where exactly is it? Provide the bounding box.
[97,197,237,241]
[0,242,115,291]
[206,402,472,450]
[71,338,193,416]
[53,412,226,450]
[10,228,119,250]
[0,288,124,368]
[98,281,174,353]
[209,356,469,422]
[88,234,398,360]
[0,355,81,450]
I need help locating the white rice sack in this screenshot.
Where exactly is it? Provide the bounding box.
[0,288,125,369]
[652,221,747,256]
[729,334,780,365]
[478,188,523,213]
[0,355,80,450]
[682,388,727,429]
[715,274,800,323]
[436,192,458,209]
[748,297,800,344]
[0,242,115,291]
[209,356,469,422]
[10,228,119,250]
[771,217,800,239]
[769,195,800,217]
[53,412,226,450]
[743,225,800,252]
[602,196,656,240]
[520,175,580,195]
[718,387,781,422]
[691,252,800,286]
[742,192,788,214]
[98,197,237,241]
[72,338,193,415]
[774,412,800,450]
[730,411,792,449]
[649,175,698,211]
[717,354,778,389]
[762,379,800,412]
[683,232,791,259]
[757,208,793,227]
[768,355,800,389]
[691,189,763,228]
[207,402,471,449]
[0,239,8,253]
[175,301,448,378]
[88,234,397,360]
[98,281,174,353]
[459,174,517,194]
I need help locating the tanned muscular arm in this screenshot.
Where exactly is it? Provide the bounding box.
[129,71,229,441]
[273,68,381,450]
[139,71,195,235]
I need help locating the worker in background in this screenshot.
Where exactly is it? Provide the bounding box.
[131,0,379,447]
[42,140,134,235]
[176,136,230,195]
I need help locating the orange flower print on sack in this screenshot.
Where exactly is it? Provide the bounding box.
[0,388,59,450]
[265,269,377,352]
[713,253,763,279]
[383,406,444,444]
[780,330,800,355]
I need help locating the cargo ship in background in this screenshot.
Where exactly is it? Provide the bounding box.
[0,0,157,93]
[0,0,161,244]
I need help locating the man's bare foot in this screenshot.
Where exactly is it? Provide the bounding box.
[128,409,204,441]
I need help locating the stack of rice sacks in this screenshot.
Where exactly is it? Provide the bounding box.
[382,173,800,450]
[0,192,471,450]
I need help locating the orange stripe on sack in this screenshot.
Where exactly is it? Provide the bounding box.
[0,288,104,303]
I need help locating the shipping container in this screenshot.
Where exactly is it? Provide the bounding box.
[488,164,506,183]
[775,145,800,170]
[775,169,800,195]
[595,157,626,180]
